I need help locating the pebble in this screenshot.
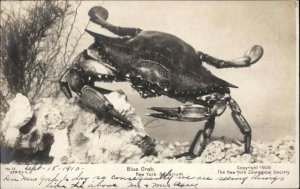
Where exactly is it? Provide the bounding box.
[162,148,175,158]
[224,143,232,149]
[168,144,175,150]
[240,154,252,163]
[178,157,186,163]
[181,141,190,147]
[174,141,181,147]
[154,137,295,163]
[268,154,281,163]
[288,142,294,150]
[160,140,165,145]
[279,144,288,150]
[233,139,243,146]
[229,157,237,163]
[225,149,240,157]
[152,157,160,163]
[289,155,295,162]
[278,151,287,159]
[193,157,203,163]
[231,143,240,150]
[179,146,185,153]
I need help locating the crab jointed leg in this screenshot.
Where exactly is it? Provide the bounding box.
[229,98,252,153]
[186,117,215,158]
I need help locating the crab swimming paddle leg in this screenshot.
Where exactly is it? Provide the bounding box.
[88,6,142,37]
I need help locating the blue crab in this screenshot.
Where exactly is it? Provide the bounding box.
[60,6,263,158]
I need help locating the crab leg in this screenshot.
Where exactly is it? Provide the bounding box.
[176,117,215,159]
[88,6,142,37]
[229,98,251,153]
[199,45,263,68]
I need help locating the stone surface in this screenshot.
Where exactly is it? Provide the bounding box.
[39,92,156,163]
[1,92,156,164]
[0,93,296,164]
[64,92,155,163]
[2,93,33,131]
[0,93,53,154]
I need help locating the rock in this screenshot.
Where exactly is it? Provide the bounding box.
[49,128,69,163]
[1,93,53,155]
[288,142,295,150]
[278,144,289,151]
[168,144,175,150]
[160,140,165,145]
[1,92,296,164]
[267,154,281,163]
[199,141,225,163]
[105,92,144,132]
[232,139,243,146]
[2,93,33,131]
[181,141,190,147]
[289,155,295,162]
[4,128,20,147]
[239,154,252,163]
[225,148,241,158]
[140,156,155,163]
[64,92,156,163]
[161,148,175,158]
[231,143,240,150]
[224,143,232,149]
[278,150,287,159]
[193,157,203,163]
[174,141,181,147]
[177,157,186,163]
[179,146,186,153]
[1,91,156,164]
[229,157,237,163]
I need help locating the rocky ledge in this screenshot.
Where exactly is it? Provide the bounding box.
[0,93,296,164]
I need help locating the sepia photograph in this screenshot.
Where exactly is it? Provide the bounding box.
[0,1,298,188]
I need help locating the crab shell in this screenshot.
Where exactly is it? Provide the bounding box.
[86,30,236,99]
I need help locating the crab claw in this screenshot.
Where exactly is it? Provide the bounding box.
[79,85,133,129]
[147,105,210,122]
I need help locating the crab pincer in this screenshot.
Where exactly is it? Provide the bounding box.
[79,86,133,129]
[147,104,210,122]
